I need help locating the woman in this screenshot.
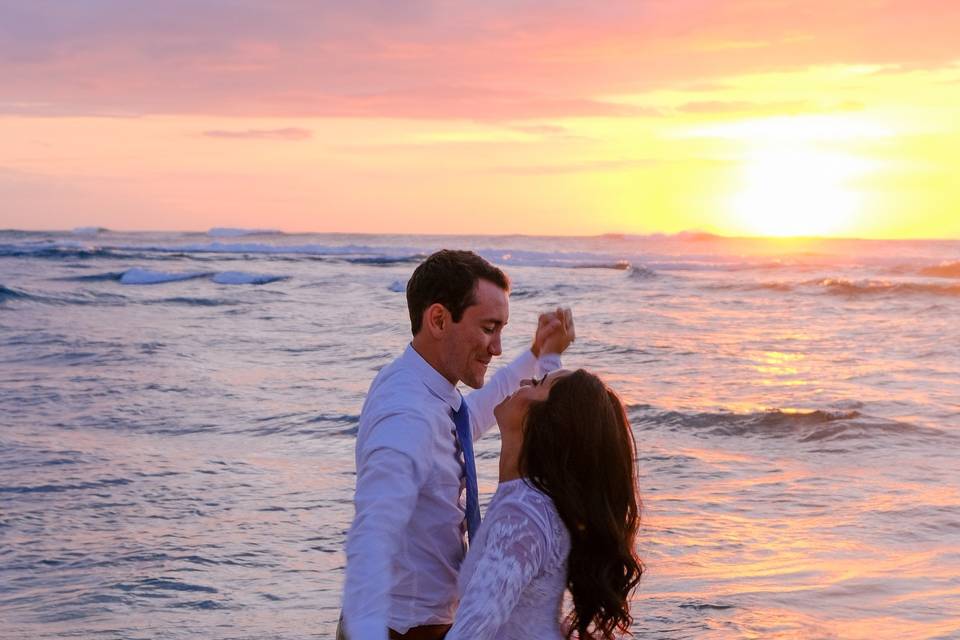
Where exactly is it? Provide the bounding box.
[446,369,643,639]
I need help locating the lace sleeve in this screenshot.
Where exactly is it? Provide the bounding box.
[446,501,550,640]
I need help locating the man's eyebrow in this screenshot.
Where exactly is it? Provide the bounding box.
[481,319,506,326]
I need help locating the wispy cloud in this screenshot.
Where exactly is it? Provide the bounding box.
[483,158,660,176]
[202,127,312,140]
[676,100,808,115]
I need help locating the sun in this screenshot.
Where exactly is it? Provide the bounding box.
[729,147,869,237]
[686,114,888,238]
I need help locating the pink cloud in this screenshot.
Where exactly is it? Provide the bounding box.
[1,0,959,119]
[482,158,661,176]
[202,127,312,140]
[676,100,809,115]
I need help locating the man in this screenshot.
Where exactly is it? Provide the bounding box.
[339,250,574,640]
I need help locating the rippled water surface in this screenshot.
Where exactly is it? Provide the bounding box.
[2,230,959,639]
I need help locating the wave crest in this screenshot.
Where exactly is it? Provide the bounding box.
[207,228,283,237]
[627,265,658,279]
[0,284,31,302]
[920,260,960,278]
[346,255,426,266]
[211,271,287,285]
[119,268,212,285]
[572,260,631,270]
[629,406,929,443]
[720,277,960,298]
[0,243,119,259]
[812,278,960,297]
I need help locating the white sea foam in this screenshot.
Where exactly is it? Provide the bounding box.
[119,268,210,285]
[477,248,632,269]
[145,241,397,256]
[212,271,286,285]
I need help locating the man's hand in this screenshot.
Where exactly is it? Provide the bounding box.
[531,307,575,357]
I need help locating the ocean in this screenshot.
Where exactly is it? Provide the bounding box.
[1,228,958,639]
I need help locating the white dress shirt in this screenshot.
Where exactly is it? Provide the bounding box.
[342,344,560,640]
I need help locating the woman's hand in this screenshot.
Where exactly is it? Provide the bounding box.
[531,307,575,357]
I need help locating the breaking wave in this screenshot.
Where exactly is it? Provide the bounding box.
[811,278,960,297]
[345,255,426,266]
[71,227,110,236]
[627,265,658,279]
[572,260,631,270]
[120,268,212,285]
[53,268,288,286]
[56,272,127,282]
[206,228,284,238]
[0,284,31,303]
[0,243,123,260]
[629,406,932,443]
[211,272,288,285]
[0,285,129,306]
[712,277,960,298]
[919,260,960,278]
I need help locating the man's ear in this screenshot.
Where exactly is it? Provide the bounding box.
[424,303,449,338]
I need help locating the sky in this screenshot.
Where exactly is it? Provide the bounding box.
[2,0,960,238]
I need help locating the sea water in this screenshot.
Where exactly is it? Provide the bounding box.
[1,229,958,639]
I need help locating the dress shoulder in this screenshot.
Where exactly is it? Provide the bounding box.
[447,481,570,640]
[490,480,569,568]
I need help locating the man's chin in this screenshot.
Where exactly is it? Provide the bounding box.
[462,368,487,389]
[462,375,484,389]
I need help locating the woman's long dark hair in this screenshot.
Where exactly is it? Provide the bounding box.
[519,369,643,639]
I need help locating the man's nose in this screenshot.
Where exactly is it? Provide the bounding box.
[489,334,502,356]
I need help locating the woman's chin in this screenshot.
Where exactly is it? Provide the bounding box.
[494,404,506,426]
[495,395,526,434]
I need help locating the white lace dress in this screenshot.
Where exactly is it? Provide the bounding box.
[446,478,571,640]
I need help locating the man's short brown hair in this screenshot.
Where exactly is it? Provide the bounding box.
[406,250,510,336]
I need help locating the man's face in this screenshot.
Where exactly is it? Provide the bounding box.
[444,279,508,389]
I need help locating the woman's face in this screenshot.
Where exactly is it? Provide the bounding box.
[494,369,572,434]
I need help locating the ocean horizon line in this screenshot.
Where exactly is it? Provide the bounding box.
[3,227,959,243]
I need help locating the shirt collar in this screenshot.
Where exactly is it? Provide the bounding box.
[401,343,462,412]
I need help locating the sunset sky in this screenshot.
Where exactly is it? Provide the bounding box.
[2,0,960,238]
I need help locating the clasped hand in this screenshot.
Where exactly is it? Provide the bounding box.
[531,307,575,357]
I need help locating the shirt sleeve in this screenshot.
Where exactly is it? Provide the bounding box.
[445,501,551,640]
[342,414,432,640]
[464,349,562,441]
[538,352,562,377]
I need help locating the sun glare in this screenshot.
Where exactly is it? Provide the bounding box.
[729,147,873,237]
[683,114,890,237]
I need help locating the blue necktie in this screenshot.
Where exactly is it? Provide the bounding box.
[452,397,481,541]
